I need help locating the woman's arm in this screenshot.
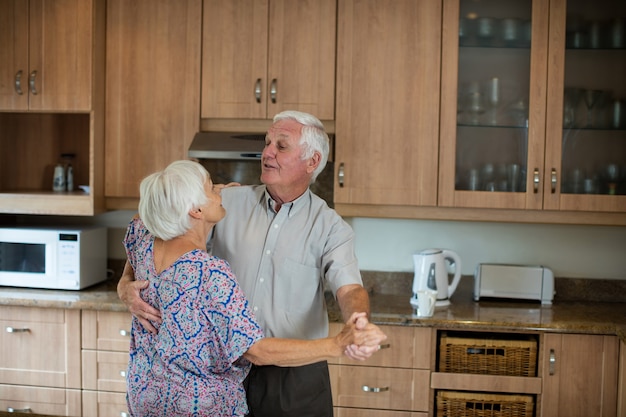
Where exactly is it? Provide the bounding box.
[243,313,387,366]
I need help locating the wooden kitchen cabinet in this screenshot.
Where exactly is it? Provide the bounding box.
[104,0,201,204]
[201,0,336,121]
[333,0,442,209]
[0,0,105,216]
[81,310,132,417]
[328,324,433,416]
[0,0,95,111]
[540,333,619,417]
[438,0,626,215]
[0,306,82,415]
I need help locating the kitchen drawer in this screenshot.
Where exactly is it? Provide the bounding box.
[0,306,81,388]
[328,324,433,369]
[334,407,427,416]
[0,384,81,416]
[83,390,129,417]
[329,364,430,412]
[82,310,132,352]
[82,350,128,392]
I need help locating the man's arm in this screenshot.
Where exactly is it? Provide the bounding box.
[117,260,162,334]
[336,284,384,360]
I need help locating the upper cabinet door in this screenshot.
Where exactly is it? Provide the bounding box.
[439,0,625,214]
[543,0,626,212]
[334,0,442,207]
[0,0,94,112]
[438,0,549,210]
[29,0,94,111]
[266,0,336,119]
[0,0,29,110]
[105,0,202,200]
[201,0,336,120]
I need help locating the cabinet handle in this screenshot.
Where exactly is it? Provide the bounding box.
[338,163,345,187]
[120,370,127,378]
[29,70,38,95]
[551,168,557,193]
[120,412,130,417]
[270,78,277,103]
[379,343,390,350]
[14,70,23,95]
[6,326,30,333]
[362,385,390,393]
[119,329,130,337]
[533,168,540,193]
[549,349,556,375]
[7,407,32,413]
[254,78,262,103]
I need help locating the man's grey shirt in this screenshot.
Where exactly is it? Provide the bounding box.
[210,185,363,340]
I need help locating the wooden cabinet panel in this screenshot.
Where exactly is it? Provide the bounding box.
[105,0,201,199]
[334,0,442,207]
[335,407,420,417]
[201,0,336,120]
[541,333,619,417]
[82,310,132,352]
[329,324,433,414]
[0,0,95,111]
[0,306,81,389]
[82,350,128,393]
[82,310,132,416]
[330,365,416,411]
[82,390,129,417]
[0,0,105,215]
[0,385,81,416]
[0,0,29,110]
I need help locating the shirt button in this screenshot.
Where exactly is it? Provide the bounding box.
[253,306,258,311]
[265,249,271,255]
[273,224,279,229]
[260,278,265,283]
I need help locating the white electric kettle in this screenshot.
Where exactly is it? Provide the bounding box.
[412,249,462,306]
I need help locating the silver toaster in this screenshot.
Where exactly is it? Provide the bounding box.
[474,263,555,304]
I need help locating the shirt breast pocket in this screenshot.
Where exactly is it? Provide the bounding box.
[278,258,321,314]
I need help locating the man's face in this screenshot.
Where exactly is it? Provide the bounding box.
[260,119,317,191]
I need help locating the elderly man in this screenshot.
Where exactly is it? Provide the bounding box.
[118,110,383,417]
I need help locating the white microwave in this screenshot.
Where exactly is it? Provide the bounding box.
[0,226,107,290]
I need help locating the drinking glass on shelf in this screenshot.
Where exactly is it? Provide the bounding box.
[563,87,583,128]
[583,89,604,127]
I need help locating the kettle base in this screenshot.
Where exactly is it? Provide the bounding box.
[435,299,450,307]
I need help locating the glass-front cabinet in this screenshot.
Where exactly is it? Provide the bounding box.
[439,0,626,213]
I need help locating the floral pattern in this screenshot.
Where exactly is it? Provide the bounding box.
[124,218,264,416]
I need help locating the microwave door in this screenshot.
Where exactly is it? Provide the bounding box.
[0,242,46,273]
[0,240,57,288]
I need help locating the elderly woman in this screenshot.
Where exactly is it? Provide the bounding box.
[123,160,385,417]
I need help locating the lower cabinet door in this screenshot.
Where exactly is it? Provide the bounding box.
[0,384,81,416]
[83,390,129,417]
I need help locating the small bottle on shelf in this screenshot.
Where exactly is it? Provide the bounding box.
[52,163,66,192]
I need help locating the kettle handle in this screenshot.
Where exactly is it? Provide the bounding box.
[442,250,462,297]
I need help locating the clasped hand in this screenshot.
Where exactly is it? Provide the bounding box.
[340,312,387,361]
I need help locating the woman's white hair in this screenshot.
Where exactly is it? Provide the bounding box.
[273,110,329,183]
[138,160,209,240]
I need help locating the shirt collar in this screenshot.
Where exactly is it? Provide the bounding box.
[261,186,311,217]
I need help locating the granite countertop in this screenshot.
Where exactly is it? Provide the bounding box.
[1,274,625,341]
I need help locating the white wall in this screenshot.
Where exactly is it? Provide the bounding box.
[99,211,626,280]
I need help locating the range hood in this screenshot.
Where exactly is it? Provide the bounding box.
[188,132,265,160]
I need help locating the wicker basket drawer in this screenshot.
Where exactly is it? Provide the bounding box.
[439,332,537,377]
[436,391,534,417]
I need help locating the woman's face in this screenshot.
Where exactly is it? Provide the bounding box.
[202,178,226,223]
